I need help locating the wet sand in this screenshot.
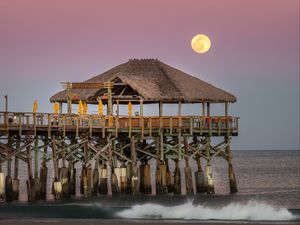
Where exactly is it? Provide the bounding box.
[0,219,299,225]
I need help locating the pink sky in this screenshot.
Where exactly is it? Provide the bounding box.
[0,0,299,149]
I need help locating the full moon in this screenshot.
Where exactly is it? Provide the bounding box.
[191,34,211,53]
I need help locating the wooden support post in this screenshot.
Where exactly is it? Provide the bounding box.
[205,136,214,194]
[195,156,206,193]
[225,136,238,193]
[174,158,181,195]
[166,158,174,193]
[33,137,41,200]
[155,137,162,195]
[26,135,36,201]
[178,133,182,160]
[184,137,193,195]
[51,136,62,200]
[207,103,210,116]
[202,102,205,117]
[225,102,228,117]
[40,138,48,200]
[131,136,139,195]
[110,139,119,195]
[92,160,99,197]
[5,135,13,202]
[98,161,108,195]
[12,136,21,201]
[59,102,63,114]
[159,101,163,117]
[81,136,92,198]
[120,163,127,194]
[0,169,4,202]
[126,160,132,194]
[60,140,69,199]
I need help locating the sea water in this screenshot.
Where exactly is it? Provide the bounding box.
[0,150,299,223]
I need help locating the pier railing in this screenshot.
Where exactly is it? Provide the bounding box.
[0,112,239,137]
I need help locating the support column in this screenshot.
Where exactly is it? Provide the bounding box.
[110,139,119,195]
[81,136,92,198]
[33,137,41,200]
[12,136,21,200]
[174,158,181,195]
[202,102,206,116]
[184,137,193,195]
[5,135,13,202]
[98,160,108,195]
[225,136,238,193]
[195,156,206,193]
[92,159,99,197]
[0,164,4,202]
[120,162,127,194]
[131,136,139,195]
[165,158,174,193]
[205,136,214,194]
[51,136,62,200]
[27,135,36,201]
[60,140,69,199]
[40,138,48,200]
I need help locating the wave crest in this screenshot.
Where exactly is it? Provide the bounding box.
[117,200,295,221]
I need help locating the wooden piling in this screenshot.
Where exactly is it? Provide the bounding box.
[39,138,48,200]
[5,135,13,202]
[68,160,76,197]
[174,158,181,195]
[131,136,139,195]
[92,160,99,196]
[184,138,193,195]
[126,161,132,194]
[166,159,174,193]
[194,156,206,193]
[98,162,108,195]
[60,140,69,199]
[26,135,36,201]
[51,136,62,200]
[205,137,215,194]
[33,137,41,200]
[225,136,238,193]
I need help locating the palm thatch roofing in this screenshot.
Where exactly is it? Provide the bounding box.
[50,59,236,104]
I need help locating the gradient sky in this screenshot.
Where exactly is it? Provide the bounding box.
[0,0,299,150]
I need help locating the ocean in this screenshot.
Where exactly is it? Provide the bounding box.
[0,150,299,225]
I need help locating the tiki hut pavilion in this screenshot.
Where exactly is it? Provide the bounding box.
[50,58,236,117]
[0,59,239,202]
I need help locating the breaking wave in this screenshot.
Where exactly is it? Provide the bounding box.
[117,200,296,221]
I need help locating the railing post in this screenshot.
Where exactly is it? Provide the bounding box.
[33,113,37,137]
[47,114,51,138]
[149,117,152,137]
[18,114,22,136]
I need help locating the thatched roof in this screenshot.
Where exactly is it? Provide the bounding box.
[50,59,236,104]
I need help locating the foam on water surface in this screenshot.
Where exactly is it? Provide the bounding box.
[117,200,296,221]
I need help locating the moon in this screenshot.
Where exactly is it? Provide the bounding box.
[191,34,211,53]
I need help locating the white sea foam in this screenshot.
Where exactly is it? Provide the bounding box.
[117,200,295,221]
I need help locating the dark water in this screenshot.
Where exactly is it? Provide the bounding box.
[0,150,299,223]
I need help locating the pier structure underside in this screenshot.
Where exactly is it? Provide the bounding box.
[0,112,238,202]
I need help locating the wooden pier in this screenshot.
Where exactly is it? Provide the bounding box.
[0,59,239,202]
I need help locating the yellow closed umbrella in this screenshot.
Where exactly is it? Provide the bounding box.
[78,100,83,114]
[53,102,59,114]
[98,99,103,116]
[128,101,132,116]
[83,102,88,114]
[32,100,38,113]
